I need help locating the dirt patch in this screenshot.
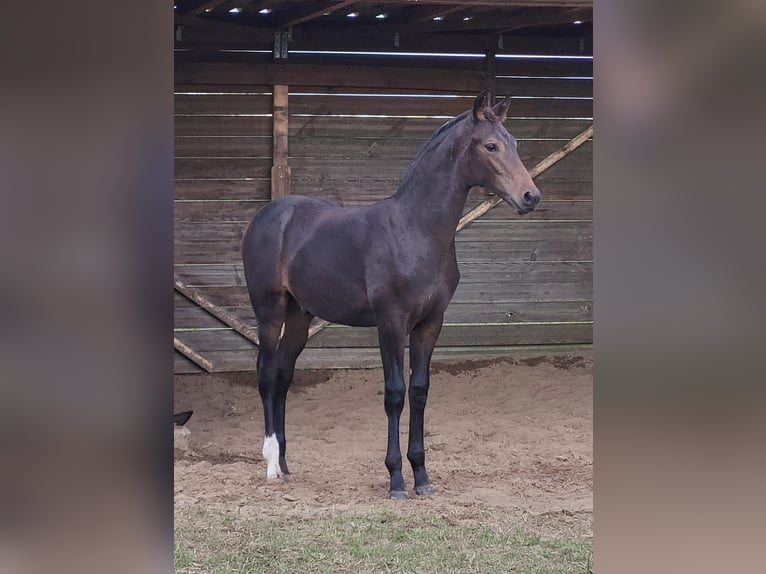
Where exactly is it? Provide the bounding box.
[174,358,592,532]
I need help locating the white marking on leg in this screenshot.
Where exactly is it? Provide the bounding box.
[262,434,282,479]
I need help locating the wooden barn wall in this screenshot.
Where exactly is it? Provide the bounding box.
[174,52,592,373]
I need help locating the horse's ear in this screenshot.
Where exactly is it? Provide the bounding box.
[492,95,511,123]
[472,91,489,121]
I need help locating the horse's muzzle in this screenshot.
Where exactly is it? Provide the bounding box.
[522,190,540,210]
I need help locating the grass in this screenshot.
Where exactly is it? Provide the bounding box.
[175,507,591,574]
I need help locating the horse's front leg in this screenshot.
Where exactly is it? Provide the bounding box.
[408,313,444,496]
[377,319,408,499]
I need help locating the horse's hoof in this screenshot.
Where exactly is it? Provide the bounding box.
[415,484,435,496]
[389,490,408,500]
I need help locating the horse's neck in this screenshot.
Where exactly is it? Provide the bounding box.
[392,145,469,245]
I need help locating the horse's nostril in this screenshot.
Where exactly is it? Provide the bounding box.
[523,191,539,206]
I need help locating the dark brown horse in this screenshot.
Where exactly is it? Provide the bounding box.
[242,93,540,499]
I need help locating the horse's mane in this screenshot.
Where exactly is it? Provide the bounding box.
[410,105,501,163]
[395,105,500,192]
[415,110,470,159]
[396,110,470,189]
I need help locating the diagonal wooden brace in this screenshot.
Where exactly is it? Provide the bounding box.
[174,335,215,373]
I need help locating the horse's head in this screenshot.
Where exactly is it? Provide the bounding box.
[463,92,541,214]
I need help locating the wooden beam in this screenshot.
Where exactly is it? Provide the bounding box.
[277,0,358,28]
[175,0,230,26]
[174,17,591,55]
[174,276,261,345]
[174,336,215,373]
[271,84,290,199]
[370,1,591,6]
[395,4,468,26]
[456,124,593,231]
[176,61,485,93]
[499,7,592,33]
[484,49,497,103]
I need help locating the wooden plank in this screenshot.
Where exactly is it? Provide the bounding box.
[494,58,592,78]
[288,94,592,119]
[174,180,271,200]
[181,281,592,311]
[174,157,272,179]
[464,198,591,220]
[174,93,272,115]
[174,335,215,372]
[495,76,592,98]
[174,300,592,330]
[175,343,591,372]
[178,277,590,310]
[174,201,268,224]
[174,328,258,356]
[286,148,591,176]
[175,219,592,243]
[176,322,592,352]
[173,197,590,225]
[289,178,591,203]
[443,301,592,323]
[286,137,586,162]
[285,146,590,181]
[290,116,592,140]
[174,136,272,158]
[174,115,591,139]
[175,260,592,287]
[271,85,290,199]
[174,115,273,137]
[175,235,592,265]
[175,62,486,93]
[177,53,483,73]
[175,350,204,373]
[192,53,594,79]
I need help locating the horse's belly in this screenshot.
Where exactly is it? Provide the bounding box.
[287,268,376,327]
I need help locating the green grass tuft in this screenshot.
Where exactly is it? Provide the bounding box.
[175,507,591,574]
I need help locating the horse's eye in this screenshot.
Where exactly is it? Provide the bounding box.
[485,143,498,152]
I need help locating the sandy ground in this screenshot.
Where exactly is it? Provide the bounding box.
[174,356,592,532]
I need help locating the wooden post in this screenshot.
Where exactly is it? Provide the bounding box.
[484,48,497,103]
[271,84,290,199]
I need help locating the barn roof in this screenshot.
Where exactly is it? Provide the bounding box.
[174,1,593,54]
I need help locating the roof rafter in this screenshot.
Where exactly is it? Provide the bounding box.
[276,0,359,28]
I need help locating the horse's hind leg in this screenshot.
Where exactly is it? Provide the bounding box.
[377,316,409,499]
[274,296,313,475]
[254,293,288,479]
[407,313,444,496]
